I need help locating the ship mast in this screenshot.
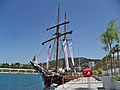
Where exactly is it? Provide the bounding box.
[63,12,66,69]
[64,12,66,40]
[55,3,60,73]
[42,4,72,73]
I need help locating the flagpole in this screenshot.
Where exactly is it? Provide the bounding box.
[78,45,80,73]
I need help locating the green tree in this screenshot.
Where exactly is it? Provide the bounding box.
[100,18,120,75]
[101,18,120,52]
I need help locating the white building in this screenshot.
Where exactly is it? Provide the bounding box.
[88,61,94,69]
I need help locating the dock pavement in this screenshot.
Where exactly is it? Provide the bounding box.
[55,77,103,90]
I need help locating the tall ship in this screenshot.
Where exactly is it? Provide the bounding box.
[30,3,77,88]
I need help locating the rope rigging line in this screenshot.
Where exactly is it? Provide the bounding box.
[47,10,57,29]
[53,39,56,60]
[36,43,49,58]
[49,39,56,61]
[43,9,58,43]
[34,10,58,59]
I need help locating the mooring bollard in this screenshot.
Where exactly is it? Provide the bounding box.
[87,77,91,88]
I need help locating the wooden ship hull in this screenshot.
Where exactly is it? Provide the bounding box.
[30,61,63,87]
[30,61,78,88]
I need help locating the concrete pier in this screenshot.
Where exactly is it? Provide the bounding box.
[56,77,103,90]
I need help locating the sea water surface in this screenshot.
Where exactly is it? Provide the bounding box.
[0,73,44,90]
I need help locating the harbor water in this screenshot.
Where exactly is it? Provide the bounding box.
[0,73,44,90]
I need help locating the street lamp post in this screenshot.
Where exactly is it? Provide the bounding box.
[109,51,113,75]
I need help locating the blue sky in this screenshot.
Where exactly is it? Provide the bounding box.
[0,0,120,64]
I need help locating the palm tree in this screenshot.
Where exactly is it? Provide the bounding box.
[114,44,120,74]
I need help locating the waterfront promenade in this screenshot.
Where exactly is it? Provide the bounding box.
[56,77,103,90]
[0,68,37,74]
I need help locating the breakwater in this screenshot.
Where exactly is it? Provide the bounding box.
[0,68,37,74]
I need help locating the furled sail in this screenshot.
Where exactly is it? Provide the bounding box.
[63,39,69,70]
[46,45,51,70]
[69,41,75,66]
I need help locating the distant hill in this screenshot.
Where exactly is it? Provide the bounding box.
[42,57,101,70]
